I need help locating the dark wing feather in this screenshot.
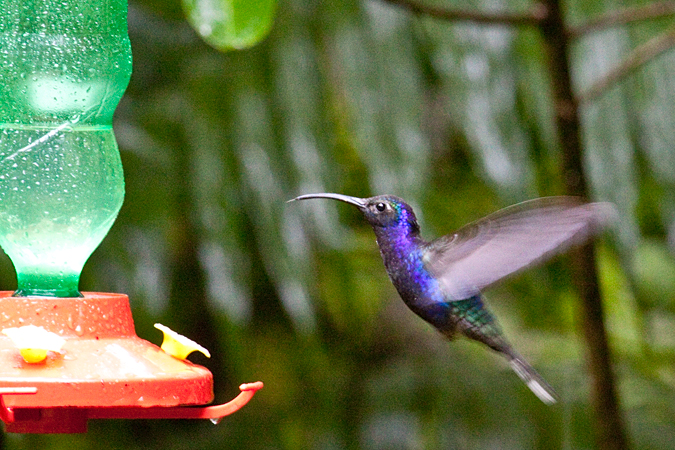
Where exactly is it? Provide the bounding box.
[422,197,617,300]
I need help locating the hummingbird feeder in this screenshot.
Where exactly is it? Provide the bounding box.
[0,0,261,433]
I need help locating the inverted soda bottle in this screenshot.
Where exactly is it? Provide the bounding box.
[0,0,131,297]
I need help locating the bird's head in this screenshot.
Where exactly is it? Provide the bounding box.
[290,193,420,235]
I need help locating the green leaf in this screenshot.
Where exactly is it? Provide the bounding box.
[182,0,277,51]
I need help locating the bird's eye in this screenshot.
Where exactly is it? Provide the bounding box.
[375,202,387,212]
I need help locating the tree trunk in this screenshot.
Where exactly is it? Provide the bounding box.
[539,1,629,449]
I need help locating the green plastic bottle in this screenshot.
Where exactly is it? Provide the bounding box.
[0,0,131,297]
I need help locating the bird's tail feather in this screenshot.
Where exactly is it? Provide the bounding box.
[508,353,557,405]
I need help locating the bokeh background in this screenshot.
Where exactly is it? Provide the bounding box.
[2,0,675,448]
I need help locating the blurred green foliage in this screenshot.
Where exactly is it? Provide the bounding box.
[182,0,277,50]
[2,0,675,448]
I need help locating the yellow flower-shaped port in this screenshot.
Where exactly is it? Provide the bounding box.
[154,323,211,360]
[2,325,66,363]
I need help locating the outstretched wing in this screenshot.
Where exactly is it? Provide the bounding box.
[423,197,616,300]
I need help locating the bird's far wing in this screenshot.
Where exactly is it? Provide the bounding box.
[422,197,617,300]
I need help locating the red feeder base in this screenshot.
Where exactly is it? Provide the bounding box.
[0,292,262,433]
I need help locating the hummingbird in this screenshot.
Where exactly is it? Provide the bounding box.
[290,193,616,404]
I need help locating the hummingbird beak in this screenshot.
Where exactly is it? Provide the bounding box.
[288,193,367,209]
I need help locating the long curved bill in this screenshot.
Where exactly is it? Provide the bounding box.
[289,193,366,208]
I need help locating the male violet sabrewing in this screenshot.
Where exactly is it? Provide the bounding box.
[289,193,616,404]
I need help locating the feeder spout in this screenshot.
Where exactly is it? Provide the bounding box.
[86,381,264,421]
[0,382,263,433]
